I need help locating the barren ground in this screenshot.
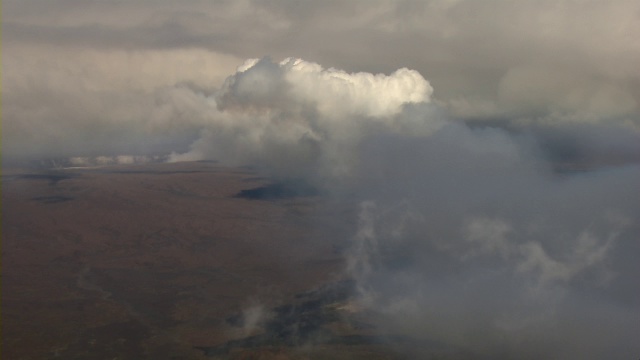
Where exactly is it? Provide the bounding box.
[2,161,421,359]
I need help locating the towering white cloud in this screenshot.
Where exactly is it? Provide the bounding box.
[171,57,440,180]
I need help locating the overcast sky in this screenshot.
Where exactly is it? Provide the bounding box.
[3,0,640,160]
[3,1,640,359]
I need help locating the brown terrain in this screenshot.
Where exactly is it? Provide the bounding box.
[2,161,420,359]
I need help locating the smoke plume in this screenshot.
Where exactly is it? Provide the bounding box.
[168,58,640,359]
[170,57,441,181]
[5,2,640,358]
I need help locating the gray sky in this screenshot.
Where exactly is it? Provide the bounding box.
[3,0,640,160]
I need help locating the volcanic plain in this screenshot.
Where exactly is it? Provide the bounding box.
[2,161,427,359]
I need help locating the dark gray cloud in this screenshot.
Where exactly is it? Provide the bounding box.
[346,126,640,359]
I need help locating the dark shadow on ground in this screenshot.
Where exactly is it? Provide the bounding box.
[234,181,320,200]
[32,195,75,204]
[6,172,79,186]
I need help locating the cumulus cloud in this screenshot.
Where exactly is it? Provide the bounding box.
[170,57,440,180]
[67,155,157,167]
